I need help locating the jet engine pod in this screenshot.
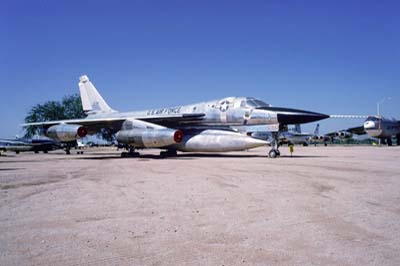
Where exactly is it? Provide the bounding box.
[116,128,183,148]
[174,129,268,152]
[336,131,351,138]
[46,124,87,142]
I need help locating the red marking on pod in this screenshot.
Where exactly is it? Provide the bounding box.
[77,127,88,138]
[174,130,183,143]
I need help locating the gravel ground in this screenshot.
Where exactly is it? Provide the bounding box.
[0,146,399,266]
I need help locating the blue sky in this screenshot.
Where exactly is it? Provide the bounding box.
[1,0,399,138]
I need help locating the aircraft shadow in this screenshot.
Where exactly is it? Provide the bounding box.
[77,153,267,160]
[0,168,26,171]
[279,155,329,158]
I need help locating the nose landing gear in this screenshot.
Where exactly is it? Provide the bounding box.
[268,149,280,158]
[268,132,281,158]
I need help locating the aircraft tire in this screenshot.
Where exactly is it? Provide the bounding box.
[268,149,278,158]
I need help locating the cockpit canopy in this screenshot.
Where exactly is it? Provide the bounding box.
[366,116,381,122]
[240,97,270,108]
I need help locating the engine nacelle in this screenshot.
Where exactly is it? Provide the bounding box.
[116,129,183,148]
[310,135,324,141]
[336,131,351,138]
[174,129,268,152]
[115,118,183,148]
[46,124,88,142]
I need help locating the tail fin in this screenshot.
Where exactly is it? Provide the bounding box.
[314,124,320,136]
[79,75,116,114]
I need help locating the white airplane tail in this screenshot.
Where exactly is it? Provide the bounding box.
[79,75,116,114]
[293,124,301,133]
[314,124,320,136]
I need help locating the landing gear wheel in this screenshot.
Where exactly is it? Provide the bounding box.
[160,150,178,158]
[268,131,280,159]
[121,146,140,158]
[268,149,279,158]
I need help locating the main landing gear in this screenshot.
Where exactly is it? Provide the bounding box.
[121,146,140,158]
[268,132,281,158]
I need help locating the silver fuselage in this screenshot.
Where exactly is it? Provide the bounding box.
[87,97,278,127]
[87,96,328,128]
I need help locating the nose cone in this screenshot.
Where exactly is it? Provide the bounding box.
[364,121,375,129]
[257,107,329,124]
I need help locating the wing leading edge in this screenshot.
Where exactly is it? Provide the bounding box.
[22,113,206,132]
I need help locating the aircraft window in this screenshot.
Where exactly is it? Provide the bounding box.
[253,99,269,107]
[367,116,379,122]
[245,98,269,108]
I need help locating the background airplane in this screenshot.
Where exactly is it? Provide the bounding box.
[23,75,329,158]
[0,136,60,155]
[245,124,317,146]
[333,116,400,146]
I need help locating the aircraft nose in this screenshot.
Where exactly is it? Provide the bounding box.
[257,107,329,124]
[364,121,375,129]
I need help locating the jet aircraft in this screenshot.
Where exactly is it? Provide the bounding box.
[23,75,329,158]
[244,124,317,146]
[332,116,400,145]
[0,136,60,155]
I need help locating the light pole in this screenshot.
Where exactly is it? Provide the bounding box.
[377,97,391,116]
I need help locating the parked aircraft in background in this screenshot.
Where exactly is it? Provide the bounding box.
[309,124,328,145]
[333,116,400,145]
[0,136,60,155]
[246,124,315,146]
[23,75,329,158]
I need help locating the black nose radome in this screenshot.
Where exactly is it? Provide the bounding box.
[257,107,329,125]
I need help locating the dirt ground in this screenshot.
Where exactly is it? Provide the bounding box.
[0,146,399,266]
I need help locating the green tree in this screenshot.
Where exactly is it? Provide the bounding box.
[24,94,86,137]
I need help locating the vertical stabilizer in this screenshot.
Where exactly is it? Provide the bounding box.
[314,124,320,136]
[79,75,115,114]
[294,124,301,133]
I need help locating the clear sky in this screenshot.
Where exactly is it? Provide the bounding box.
[1,0,399,138]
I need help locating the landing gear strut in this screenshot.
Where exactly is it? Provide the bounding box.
[387,138,393,146]
[268,132,280,158]
[121,146,140,158]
